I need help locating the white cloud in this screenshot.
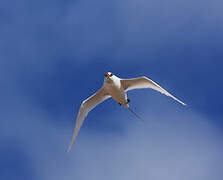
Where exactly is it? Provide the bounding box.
[4,95,222,180]
[1,0,223,179]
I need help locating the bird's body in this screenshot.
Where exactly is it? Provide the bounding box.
[67,72,186,152]
[104,74,129,108]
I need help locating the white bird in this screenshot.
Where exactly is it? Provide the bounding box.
[67,72,186,152]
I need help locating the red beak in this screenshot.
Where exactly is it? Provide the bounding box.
[105,72,109,77]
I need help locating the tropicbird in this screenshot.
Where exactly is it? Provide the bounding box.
[67,72,186,152]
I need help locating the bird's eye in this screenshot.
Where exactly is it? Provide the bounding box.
[110,73,113,77]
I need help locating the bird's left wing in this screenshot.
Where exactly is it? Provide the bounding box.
[121,76,186,106]
[67,87,110,152]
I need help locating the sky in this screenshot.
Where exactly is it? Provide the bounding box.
[1,0,223,179]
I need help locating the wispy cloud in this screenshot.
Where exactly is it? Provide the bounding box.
[2,91,222,179]
[1,0,223,179]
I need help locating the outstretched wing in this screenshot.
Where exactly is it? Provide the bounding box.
[121,76,186,106]
[67,87,110,152]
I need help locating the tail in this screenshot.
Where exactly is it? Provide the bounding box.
[128,107,144,122]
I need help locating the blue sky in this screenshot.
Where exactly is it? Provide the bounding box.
[1,0,223,179]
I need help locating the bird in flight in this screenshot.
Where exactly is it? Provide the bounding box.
[67,72,186,152]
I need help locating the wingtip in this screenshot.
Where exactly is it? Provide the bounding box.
[175,98,186,106]
[181,102,187,106]
[67,146,71,153]
[67,142,73,152]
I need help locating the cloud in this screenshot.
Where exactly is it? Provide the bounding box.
[67,109,223,180]
[2,91,222,180]
[1,0,223,179]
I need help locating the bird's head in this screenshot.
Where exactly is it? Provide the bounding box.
[104,72,115,84]
[104,72,114,78]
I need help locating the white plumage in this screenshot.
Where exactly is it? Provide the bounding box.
[67,72,186,152]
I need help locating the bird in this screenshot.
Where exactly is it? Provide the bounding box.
[67,72,186,152]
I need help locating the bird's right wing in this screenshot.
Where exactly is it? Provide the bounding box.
[67,87,110,152]
[121,76,186,106]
